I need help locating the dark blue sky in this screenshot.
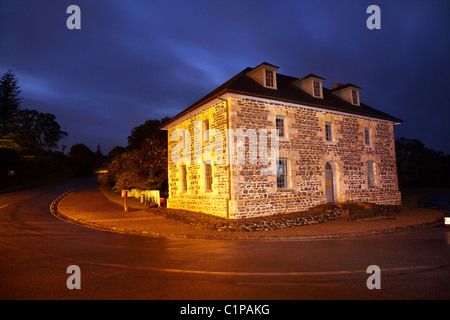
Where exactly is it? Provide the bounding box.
[1,0,449,154]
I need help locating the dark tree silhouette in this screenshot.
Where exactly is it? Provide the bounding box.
[0,70,22,136]
[396,137,450,188]
[16,109,68,156]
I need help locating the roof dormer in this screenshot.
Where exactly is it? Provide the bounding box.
[246,62,279,89]
[292,74,325,99]
[331,83,361,106]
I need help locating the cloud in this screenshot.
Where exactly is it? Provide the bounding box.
[0,0,449,154]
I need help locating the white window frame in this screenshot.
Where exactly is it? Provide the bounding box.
[325,122,333,142]
[265,69,274,88]
[364,127,371,146]
[204,162,213,192]
[180,128,187,150]
[276,115,286,138]
[276,158,289,190]
[202,119,210,142]
[313,80,322,98]
[352,90,359,105]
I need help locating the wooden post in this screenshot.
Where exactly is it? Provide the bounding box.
[121,190,128,212]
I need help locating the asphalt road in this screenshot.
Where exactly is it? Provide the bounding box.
[0,178,449,302]
[421,191,450,216]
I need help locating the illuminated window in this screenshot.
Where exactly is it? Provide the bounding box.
[367,161,375,187]
[325,122,333,142]
[276,116,285,138]
[180,128,186,150]
[313,80,321,97]
[204,163,212,191]
[180,165,187,192]
[202,119,210,141]
[277,158,289,189]
[265,69,274,88]
[364,127,371,146]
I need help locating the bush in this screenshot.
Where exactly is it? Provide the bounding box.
[98,137,168,195]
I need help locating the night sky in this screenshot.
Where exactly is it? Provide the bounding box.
[1,0,449,154]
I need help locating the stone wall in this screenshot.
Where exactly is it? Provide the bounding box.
[166,95,401,219]
[228,96,401,218]
[166,100,230,218]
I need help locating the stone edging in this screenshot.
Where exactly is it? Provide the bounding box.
[241,207,349,231]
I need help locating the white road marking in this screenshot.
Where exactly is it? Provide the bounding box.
[0,204,8,210]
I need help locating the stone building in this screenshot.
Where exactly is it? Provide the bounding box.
[160,62,402,219]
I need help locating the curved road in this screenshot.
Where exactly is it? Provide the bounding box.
[0,178,449,300]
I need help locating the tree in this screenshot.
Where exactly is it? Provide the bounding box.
[127,117,170,150]
[135,136,168,192]
[99,116,170,194]
[396,137,450,187]
[98,137,168,193]
[68,143,96,175]
[0,133,22,151]
[107,145,126,160]
[17,109,68,156]
[94,144,107,170]
[0,70,22,136]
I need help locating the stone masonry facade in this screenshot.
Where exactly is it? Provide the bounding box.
[228,96,401,218]
[167,100,230,218]
[166,95,401,219]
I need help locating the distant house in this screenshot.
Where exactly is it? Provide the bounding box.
[160,62,402,219]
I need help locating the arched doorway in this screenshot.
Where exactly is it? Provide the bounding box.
[325,162,335,203]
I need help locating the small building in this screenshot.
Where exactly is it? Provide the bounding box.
[160,62,402,219]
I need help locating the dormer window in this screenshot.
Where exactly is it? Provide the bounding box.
[352,90,359,105]
[246,62,279,89]
[313,80,321,98]
[330,83,361,106]
[265,69,274,88]
[293,74,325,99]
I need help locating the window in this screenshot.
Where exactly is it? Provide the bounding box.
[179,128,187,150]
[204,163,213,191]
[352,90,358,105]
[313,80,321,97]
[276,158,289,189]
[367,161,375,187]
[265,69,274,88]
[180,165,187,192]
[276,116,285,138]
[364,127,371,146]
[325,122,333,142]
[202,119,210,141]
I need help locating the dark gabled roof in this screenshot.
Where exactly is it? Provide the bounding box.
[295,73,326,82]
[331,83,362,91]
[160,65,402,129]
[253,61,279,69]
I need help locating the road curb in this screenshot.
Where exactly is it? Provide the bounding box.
[50,190,165,237]
[50,191,445,241]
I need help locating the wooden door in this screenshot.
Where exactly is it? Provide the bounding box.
[325,162,334,203]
